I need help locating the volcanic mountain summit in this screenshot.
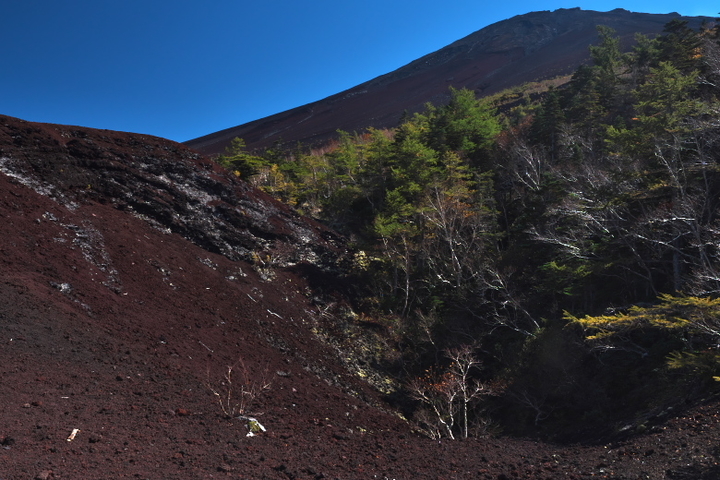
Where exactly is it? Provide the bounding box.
[186,7,712,155]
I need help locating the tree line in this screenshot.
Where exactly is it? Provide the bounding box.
[218,19,720,439]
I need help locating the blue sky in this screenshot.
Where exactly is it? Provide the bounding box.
[1,1,717,142]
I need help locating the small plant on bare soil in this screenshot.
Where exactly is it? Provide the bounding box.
[204,356,272,418]
[409,345,494,439]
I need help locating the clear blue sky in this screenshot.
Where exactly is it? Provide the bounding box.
[1,1,716,142]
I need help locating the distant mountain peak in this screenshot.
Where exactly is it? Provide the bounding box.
[186,8,713,155]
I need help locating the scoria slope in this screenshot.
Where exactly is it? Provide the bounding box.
[186,8,714,155]
[2,115,720,479]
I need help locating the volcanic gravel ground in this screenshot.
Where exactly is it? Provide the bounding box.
[0,115,719,479]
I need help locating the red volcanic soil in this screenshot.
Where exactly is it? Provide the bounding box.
[1,114,720,479]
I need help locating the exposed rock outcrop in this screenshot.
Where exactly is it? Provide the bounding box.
[0,115,344,268]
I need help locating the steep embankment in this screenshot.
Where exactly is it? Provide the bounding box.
[1,114,720,478]
[186,8,712,154]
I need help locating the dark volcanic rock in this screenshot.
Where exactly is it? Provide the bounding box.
[0,115,343,267]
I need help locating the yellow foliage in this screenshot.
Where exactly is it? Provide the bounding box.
[567,294,720,342]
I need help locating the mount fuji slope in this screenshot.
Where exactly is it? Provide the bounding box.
[186,8,713,155]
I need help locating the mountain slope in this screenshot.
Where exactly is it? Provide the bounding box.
[186,8,713,155]
[2,114,720,477]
